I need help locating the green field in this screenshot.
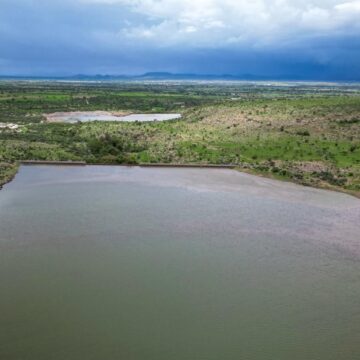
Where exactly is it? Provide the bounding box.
[0,80,359,195]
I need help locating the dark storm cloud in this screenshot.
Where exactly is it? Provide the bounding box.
[1,0,360,79]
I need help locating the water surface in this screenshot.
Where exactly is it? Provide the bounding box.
[0,165,359,360]
[46,111,181,123]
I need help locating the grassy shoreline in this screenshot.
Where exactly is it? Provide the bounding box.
[0,162,18,189]
[1,161,359,199]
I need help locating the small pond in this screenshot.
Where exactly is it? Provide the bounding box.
[45,111,182,123]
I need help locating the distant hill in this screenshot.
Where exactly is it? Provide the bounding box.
[0,72,359,82]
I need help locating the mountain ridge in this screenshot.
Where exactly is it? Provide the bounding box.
[0,72,359,82]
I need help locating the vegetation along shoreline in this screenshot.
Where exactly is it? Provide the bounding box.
[1,160,359,199]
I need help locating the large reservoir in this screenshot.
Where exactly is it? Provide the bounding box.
[0,165,359,360]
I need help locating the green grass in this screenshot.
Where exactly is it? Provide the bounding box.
[0,162,18,188]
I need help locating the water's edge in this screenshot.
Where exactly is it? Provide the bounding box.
[1,161,358,199]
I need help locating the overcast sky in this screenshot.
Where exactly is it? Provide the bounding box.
[1,0,360,79]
